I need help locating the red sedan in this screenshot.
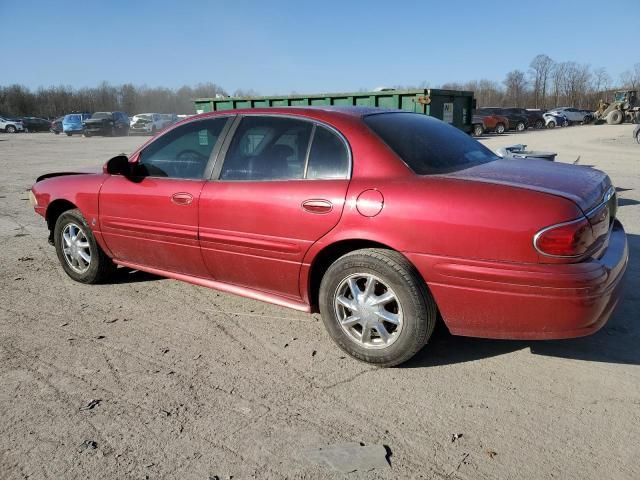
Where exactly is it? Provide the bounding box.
[30,107,628,366]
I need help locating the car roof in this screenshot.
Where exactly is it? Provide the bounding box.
[195,106,403,121]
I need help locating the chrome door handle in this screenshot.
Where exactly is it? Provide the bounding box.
[302,199,333,214]
[171,192,193,205]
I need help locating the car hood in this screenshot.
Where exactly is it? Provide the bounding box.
[445,158,611,212]
[36,166,103,183]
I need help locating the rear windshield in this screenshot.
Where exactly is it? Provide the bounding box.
[64,114,80,122]
[92,112,111,119]
[364,113,498,174]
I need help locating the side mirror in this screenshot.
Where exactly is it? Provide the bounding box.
[104,155,131,176]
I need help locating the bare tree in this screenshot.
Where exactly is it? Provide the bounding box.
[620,63,640,90]
[529,54,554,108]
[503,70,528,107]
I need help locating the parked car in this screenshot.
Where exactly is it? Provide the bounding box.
[634,124,640,144]
[0,116,24,133]
[29,107,628,366]
[129,113,170,135]
[472,111,509,135]
[160,113,179,126]
[50,116,64,134]
[20,117,52,132]
[548,107,593,125]
[476,107,528,132]
[543,112,569,129]
[83,112,130,137]
[504,108,545,129]
[63,113,92,136]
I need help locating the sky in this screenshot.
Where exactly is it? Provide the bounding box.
[1,0,638,95]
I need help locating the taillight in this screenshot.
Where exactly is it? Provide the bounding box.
[534,218,594,257]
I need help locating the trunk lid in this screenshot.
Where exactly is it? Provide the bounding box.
[445,158,612,213]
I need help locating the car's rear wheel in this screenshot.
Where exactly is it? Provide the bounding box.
[6,125,16,133]
[495,123,506,134]
[534,119,544,129]
[319,248,437,367]
[54,209,115,284]
[473,124,484,136]
[515,121,526,132]
[547,120,556,129]
[66,132,72,136]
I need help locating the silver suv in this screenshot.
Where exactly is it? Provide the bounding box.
[0,116,24,133]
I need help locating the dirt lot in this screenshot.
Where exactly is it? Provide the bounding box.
[1,125,639,479]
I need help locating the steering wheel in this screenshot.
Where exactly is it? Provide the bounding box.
[176,149,207,162]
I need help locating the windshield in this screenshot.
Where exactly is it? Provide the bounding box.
[364,113,498,175]
[135,114,152,121]
[64,114,81,123]
[92,112,111,119]
[614,92,627,102]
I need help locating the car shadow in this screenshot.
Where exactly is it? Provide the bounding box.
[618,197,640,207]
[110,267,163,284]
[403,232,639,368]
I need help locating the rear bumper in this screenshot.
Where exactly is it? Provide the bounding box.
[405,220,628,339]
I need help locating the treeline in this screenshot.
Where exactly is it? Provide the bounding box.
[0,82,229,119]
[2,55,639,118]
[440,55,640,110]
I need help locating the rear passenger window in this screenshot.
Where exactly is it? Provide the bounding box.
[306,126,349,179]
[220,116,312,181]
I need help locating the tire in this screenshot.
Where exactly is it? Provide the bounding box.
[66,132,72,137]
[583,115,592,124]
[495,123,506,134]
[6,125,16,133]
[54,209,116,284]
[473,124,484,136]
[83,132,91,137]
[547,120,556,129]
[607,110,624,125]
[319,248,437,367]
[534,119,544,129]
[515,121,526,132]
[636,131,640,145]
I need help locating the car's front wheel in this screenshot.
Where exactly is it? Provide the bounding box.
[515,121,526,132]
[473,124,484,136]
[534,119,544,129]
[547,120,556,129]
[6,125,16,133]
[54,209,115,284]
[495,123,506,134]
[319,249,437,367]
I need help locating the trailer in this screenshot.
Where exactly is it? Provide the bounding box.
[194,88,475,133]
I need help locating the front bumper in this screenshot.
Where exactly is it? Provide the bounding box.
[129,126,153,135]
[406,220,628,339]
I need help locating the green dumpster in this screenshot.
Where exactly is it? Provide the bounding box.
[194,88,475,133]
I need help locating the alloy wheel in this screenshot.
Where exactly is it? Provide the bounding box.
[333,273,403,349]
[61,222,92,273]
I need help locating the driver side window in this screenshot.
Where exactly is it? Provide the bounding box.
[136,118,228,179]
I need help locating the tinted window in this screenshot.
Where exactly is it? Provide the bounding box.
[220,116,312,181]
[364,113,498,175]
[136,118,227,179]
[306,126,349,179]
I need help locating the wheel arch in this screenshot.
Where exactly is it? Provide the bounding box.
[306,238,410,312]
[46,198,77,234]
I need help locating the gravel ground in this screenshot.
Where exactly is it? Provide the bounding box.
[1,125,638,479]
